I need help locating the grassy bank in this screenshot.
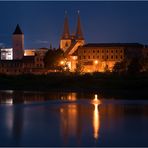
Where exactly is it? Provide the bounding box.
[0,73,147,99]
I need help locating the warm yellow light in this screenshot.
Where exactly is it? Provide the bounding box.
[60,61,64,65]
[72,56,77,60]
[94,60,98,65]
[92,94,101,140]
[92,94,101,105]
[93,103,100,139]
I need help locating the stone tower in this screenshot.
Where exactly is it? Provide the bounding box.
[60,12,72,52]
[12,24,24,59]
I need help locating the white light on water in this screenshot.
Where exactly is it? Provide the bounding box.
[92,94,101,140]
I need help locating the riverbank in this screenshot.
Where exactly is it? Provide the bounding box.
[0,73,147,99]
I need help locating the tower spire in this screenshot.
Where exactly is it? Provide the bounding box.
[61,11,70,39]
[13,24,23,35]
[75,10,84,40]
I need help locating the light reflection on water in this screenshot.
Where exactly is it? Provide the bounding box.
[0,90,148,146]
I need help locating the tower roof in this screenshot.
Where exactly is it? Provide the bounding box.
[13,24,23,35]
[75,11,84,40]
[61,11,70,39]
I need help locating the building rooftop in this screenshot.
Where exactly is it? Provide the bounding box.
[83,43,144,48]
[13,24,23,35]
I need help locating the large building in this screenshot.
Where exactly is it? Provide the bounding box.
[77,43,144,72]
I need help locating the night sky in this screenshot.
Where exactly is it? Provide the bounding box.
[0,1,148,49]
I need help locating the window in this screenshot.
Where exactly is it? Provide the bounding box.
[107,50,108,53]
[84,56,86,59]
[111,55,113,59]
[106,55,108,59]
[84,50,86,53]
[88,56,90,59]
[93,56,95,59]
[102,56,104,59]
[111,50,113,53]
[116,50,118,53]
[93,50,95,53]
[97,50,99,53]
[116,55,118,59]
[102,50,104,53]
[120,55,123,59]
[97,56,99,59]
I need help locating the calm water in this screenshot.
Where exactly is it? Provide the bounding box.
[0,90,148,146]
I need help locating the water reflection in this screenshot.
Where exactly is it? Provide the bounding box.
[0,91,78,104]
[1,91,148,146]
[91,94,101,140]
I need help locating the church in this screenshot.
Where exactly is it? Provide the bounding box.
[59,13,147,73]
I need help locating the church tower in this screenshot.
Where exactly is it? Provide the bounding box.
[60,12,72,52]
[75,11,85,43]
[12,24,24,59]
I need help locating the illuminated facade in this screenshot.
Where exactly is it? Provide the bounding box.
[77,43,144,72]
[60,12,85,72]
[24,49,36,56]
[1,48,13,60]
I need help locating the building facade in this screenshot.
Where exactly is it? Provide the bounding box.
[77,43,144,72]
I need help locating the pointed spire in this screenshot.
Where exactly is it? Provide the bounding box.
[75,10,84,40]
[13,24,23,35]
[61,11,70,39]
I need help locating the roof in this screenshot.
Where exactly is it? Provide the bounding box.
[13,24,23,35]
[83,43,144,48]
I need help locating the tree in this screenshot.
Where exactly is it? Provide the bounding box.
[75,63,84,74]
[127,57,142,74]
[140,57,148,72]
[113,59,129,74]
[44,48,64,70]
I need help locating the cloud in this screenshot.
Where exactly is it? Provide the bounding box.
[0,43,5,47]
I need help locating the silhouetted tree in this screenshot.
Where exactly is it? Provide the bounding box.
[113,59,129,74]
[75,63,84,74]
[44,48,64,70]
[127,57,142,74]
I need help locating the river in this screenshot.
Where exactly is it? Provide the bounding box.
[0,90,148,146]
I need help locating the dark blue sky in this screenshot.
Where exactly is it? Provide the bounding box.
[0,1,148,49]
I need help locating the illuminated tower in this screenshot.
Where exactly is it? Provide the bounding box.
[75,11,85,43]
[12,24,24,59]
[60,11,72,52]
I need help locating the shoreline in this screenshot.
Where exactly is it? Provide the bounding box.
[0,73,147,99]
